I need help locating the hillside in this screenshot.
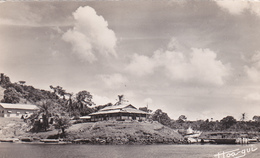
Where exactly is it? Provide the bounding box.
[66,121,183,144]
[0,118,183,144]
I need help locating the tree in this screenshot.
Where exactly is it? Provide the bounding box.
[19,81,26,85]
[76,91,94,108]
[53,106,72,137]
[253,116,260,122]
[220,116,237,129]
[152,109,172,126]
[177,115,187,123]
[50,85,67,100]
[115,95,127,105]
[30,100,55,132]
[1,87,21,103]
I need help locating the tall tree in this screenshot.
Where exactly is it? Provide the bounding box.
[29,100,55,132]
[220,116,237,129]
[115,95,128,105]
[152,109,172,126]
[75,90,95,116]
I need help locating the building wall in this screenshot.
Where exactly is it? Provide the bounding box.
[0,107,36,118]
[0,106,4,117]
[91,113,148,122]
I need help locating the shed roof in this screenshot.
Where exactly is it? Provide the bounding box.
[0,103,39,110]
[79,116,91,119]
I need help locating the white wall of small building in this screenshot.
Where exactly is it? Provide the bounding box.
[0,107,36,118]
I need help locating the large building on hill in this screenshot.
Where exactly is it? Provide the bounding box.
[89,103,150,122]
[0,103,39,118]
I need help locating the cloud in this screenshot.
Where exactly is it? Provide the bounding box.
[126,38,230,85]
[62,6,117,63]
[215,1,260,16]
[244,51,260,82]
[0,4,42,26]
[99,73,128,89]
[126,54,156,76]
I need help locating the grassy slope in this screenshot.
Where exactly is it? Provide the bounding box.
[0,118,183,144]
[66,121,183,143]
[0,118,28,139]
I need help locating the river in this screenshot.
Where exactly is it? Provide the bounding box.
[1,143,260,158]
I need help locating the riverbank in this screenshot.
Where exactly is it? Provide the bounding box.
[0,118,184,145]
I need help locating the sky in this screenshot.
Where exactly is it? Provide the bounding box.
[1,0,260,121]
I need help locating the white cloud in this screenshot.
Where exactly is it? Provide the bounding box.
[215,1,260,17]
[126,54,156,76]
[126,38,230,86]
[62,6,117,63]
[244,51,260,82]
[216,1,249,15]
[99,73,128,88]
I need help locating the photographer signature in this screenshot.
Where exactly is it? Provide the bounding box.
[214,145,258,158]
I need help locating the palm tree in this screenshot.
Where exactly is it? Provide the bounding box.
[34,100,55,131]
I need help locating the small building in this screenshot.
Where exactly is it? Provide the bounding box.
[0,103,39,118]
[89,103,150,122]
[79,115,91,122]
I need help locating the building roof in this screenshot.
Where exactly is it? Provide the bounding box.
[0,103,39,110]
[89,106,149,116]
[100,104,136,111]
[79,116,91,119]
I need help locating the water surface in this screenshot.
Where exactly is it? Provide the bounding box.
[1,143,260,158]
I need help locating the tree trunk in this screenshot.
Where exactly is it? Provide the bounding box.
[62,128,65,136]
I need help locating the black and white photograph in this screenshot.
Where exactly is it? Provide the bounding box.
[1,0,260,157]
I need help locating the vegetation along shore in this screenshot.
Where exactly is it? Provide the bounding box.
[1,73,260,145]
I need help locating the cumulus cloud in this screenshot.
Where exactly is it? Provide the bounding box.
[99,73,128,88]
[126,54,156,76]
[244,51,260,82]
[126,38,230,85]
[215,1,260,16]
[62,6,117,63]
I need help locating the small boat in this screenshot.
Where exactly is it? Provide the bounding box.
[0,138,19,142]
[40,139,71,144]
[213,138,236,144]
[40,139,60,143]
[19,137,33,142]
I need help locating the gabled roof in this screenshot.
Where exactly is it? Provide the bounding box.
[100,103,136,111]
[89,104,149,116]
[0,103,39,110]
